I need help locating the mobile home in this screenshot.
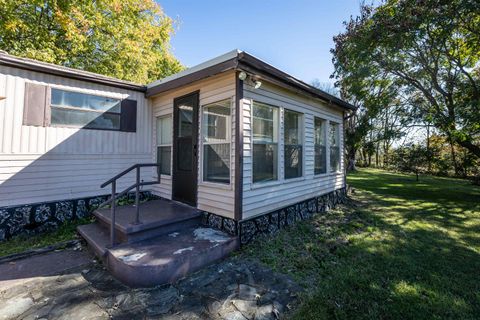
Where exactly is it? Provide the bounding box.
[0,50,355,286]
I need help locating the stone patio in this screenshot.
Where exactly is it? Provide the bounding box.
[0,245,301,319]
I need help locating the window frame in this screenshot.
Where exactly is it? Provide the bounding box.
[329,121,341,173]
[156,115,173,176]
[314,116,328,176]
[283,108,304,180]
[49,87,123,131]
[251,101,280,186]
[200,98,233,186]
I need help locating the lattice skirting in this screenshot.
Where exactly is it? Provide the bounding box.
[202,187,348,245]
[0,191,157,242]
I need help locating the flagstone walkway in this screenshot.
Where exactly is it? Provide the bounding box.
[0,244,301,320]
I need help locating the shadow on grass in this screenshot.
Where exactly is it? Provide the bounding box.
[242,168,480,319]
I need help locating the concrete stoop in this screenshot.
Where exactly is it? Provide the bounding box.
[77,199,239,287]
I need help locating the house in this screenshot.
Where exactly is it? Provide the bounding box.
[0,50,355,286]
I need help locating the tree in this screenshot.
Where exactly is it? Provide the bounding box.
[0,0,183,83]
[332,0,480,163]
[391,143,430,181]
[311,80,341,98]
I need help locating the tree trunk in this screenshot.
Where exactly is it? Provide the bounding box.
[448,134,460,176]
[454,138,480,160]
[426,123,431,173]
[347,146,357,171]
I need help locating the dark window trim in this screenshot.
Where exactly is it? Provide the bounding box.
[48,87,136,132]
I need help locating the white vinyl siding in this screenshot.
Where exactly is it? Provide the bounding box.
[0,66,151,207]
[242,80,344,219]
[150,71,236,219]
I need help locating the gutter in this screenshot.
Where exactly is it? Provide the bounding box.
[0,52,146,92]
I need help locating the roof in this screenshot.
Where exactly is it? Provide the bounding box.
[0,51,146,92]
[146,50,356,111]
[0,50,356,111]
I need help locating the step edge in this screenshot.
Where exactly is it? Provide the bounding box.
[77,224,109,257]
[108,236,239,268]
[93,211,202,235]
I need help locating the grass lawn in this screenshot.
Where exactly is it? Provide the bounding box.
[242,168,480,319]
[0,218,92,257]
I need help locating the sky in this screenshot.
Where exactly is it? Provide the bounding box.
[158,0,365,86]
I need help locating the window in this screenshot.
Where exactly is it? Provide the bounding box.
[284,110,303,179]
[252,102,279,183]
[202,100,231,184]
[314,117,327,174]
[51,89,121,130]
[156,116,172,175]
[329,122,341,172]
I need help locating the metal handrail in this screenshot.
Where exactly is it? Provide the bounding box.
[98,163,160,247]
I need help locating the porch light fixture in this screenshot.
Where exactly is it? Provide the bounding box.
[238,71,247,81]
[254,80,262,89]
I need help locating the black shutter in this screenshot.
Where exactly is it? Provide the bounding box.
[120,99,137,132]
[23,83,48,126]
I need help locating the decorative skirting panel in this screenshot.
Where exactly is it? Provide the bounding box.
[201,212,238,236]
[201,188,347,245]
[0,191,157,242]
[235,188,347,245]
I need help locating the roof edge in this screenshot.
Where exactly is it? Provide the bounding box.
[146,50,356,111]
[237,52,356,111]
[0,52,146,92]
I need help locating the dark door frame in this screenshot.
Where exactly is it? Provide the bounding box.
[172,91,199,206]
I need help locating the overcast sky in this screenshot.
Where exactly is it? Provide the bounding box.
[159,0,365,86]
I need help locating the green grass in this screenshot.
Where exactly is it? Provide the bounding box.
[242,168,480,319]
[0,218,93,257]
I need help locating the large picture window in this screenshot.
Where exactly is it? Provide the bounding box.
[329,122,341,172]
[202,100,231,184]
[252,102,279,183]
[314,117,327,174]
[284,109,303,179]
[51,89,121,130]
[156,116,172,175]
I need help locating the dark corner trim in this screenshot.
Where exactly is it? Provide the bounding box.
[234,72,244,221]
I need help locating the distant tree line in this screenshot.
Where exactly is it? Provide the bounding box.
[331,0,480,183]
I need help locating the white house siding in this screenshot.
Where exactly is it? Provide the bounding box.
[150,71,236,219]
[0,66,152,207]
[242,81,345,219]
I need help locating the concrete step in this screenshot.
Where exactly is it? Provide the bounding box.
[93,199,202,244]
[77,223,110,258]
[106,226,239,287]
